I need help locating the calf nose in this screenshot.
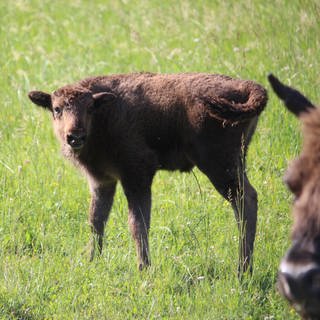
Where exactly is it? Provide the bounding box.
[67,131,86,149]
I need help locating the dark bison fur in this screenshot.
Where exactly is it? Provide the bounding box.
[28,72,268,273]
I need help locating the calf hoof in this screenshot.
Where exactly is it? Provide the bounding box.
[238,260,253,280]
[80,239,96,262]
[82,236,103,262]
[89,241,96,262]
[138,259,151,271]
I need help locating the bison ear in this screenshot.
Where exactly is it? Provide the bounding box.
[28,91,52,110]
[268,73,315,117]
[92,92,116,109]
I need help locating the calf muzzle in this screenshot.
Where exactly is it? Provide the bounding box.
[67,131,86,149]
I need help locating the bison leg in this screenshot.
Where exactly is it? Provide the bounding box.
[208,167,256,275]
[230,173,257,276]
[121,177,152,270]
[195,148,257,275]
[88,180,117,261]
[128,192,151,270]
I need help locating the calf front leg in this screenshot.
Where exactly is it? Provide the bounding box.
[128,198,151,270]
[88,180,117,260]
[122,179,152,270]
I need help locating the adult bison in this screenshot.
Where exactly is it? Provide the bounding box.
[269,74,320,319]
[28,72,267,273]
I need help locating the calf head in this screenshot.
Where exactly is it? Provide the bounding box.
[28,86,114,152]
[269,74,320,319]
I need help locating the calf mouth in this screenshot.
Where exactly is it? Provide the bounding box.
[69,141,84,150]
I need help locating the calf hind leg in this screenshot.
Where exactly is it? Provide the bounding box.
[231,174,257,275]
[197,159,257,275]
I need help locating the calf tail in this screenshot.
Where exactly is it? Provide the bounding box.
[201,80,268,123]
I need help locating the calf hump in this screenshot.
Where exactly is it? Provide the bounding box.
[268,74,315,117]
[200,80,268,122]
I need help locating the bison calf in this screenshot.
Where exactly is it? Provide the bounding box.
[269,74,320,319]
[28,73,267,273]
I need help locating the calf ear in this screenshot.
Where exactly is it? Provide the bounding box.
[268,74,315,117]
[92,92,116,109]
[28,91,52,110]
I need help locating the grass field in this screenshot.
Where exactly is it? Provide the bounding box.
[1,0,320,319]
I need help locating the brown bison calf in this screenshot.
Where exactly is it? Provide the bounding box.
[28,73,267,273]
[269,74,320,319]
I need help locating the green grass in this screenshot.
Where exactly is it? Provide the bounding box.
[1,0,320,318]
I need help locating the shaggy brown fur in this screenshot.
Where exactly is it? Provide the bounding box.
[289,110,320,241]
[269,74,320,320]
[28,72,267,273]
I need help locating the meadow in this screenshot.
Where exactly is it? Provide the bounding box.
[1,0,319,319]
